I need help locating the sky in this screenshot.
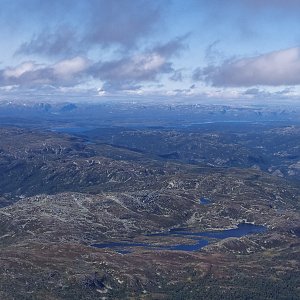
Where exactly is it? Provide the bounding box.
[1,0,300,104]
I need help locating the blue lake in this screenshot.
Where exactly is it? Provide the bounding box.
[164,223,266,239]
[200,197,210,205]
[92,223,267,254]
[51,127,93,134]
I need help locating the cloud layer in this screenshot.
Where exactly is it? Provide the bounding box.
[1,37,186,91]
[16,0,163,58]
[198,47,300,87]
[1,0,300,101]
[0,57,90,87]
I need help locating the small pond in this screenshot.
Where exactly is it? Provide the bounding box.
[200,197,210,205]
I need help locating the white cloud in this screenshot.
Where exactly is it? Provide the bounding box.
[201,47,300,87]
[117,53,166,78]
[90,53,172,91]
[53,57,90,79]
[0,36,187,92]
[3,61,39,78]
[0,57,89,87]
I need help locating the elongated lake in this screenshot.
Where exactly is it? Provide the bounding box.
[92,223,267,254]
